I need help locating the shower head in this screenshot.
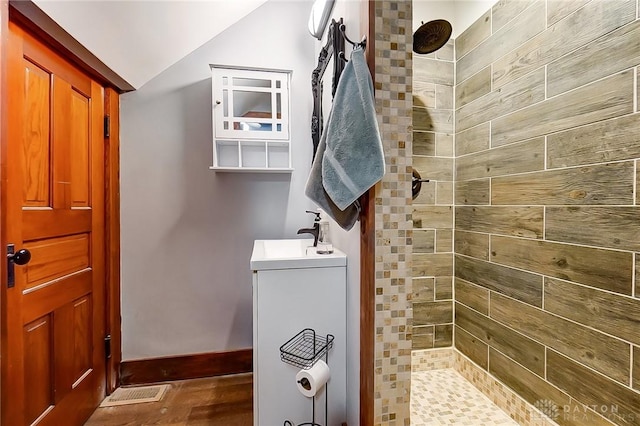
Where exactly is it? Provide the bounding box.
[413,19,452,54]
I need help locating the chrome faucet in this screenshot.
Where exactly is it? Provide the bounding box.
[297,210,321,247]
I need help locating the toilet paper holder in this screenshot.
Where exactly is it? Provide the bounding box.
[280,328,335,426]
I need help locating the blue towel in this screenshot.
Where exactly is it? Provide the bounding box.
[305,108,360,231]
[321,47,385,210]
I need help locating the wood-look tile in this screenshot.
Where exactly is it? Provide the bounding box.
[435,40,454,61]
[413,325,435,350]
[414,56,454,86]
[454,179,490,206]
[454,231,489,261]
[414,300,453,325]
[413,156,453,181]
[492,0,539,32]
[545,277,640,346]
[455,255,543,307]
[491,293,630,383]
[455,66,491,109]
[413,182,435,205]
[491,162,635,206]
[457,1,545,84]
[455,278,489,315]
[491,70,634,147]
[413,131,435,156]
[435,230,453,253]
[413,277,435,303]
[547,113,640,168]
[455,122,490,156]
[547,350,638,423]
[546,206,640,252]
[490,235,633,295]
[413,82,435,109]
[435,276,453,300]
[457,303,545,376]
[413,229,435,253]
[435,181,453,205]
[546,0,592,27]
[547,20,640,97]
[435,85,453,109]
[413,206,453,229]
[457,68,545,133]
[456,137,544,181]
[454,326,488,369]
[634,346,640,390]
[455,206,543,239]
[414,253,453,277]
[493,0,635,89]
[636,253,640,299]
[435,324,453,347]
[455,10,491,60]
[435,133,454,157]
[413,107,453,133]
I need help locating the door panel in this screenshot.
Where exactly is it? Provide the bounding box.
[4,21,106,426]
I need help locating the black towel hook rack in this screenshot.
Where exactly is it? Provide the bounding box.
[338,23,367,62]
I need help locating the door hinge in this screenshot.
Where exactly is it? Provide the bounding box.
[104,116,110,138]
[105,334,112,359]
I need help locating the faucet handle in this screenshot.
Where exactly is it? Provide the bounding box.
[305,210,321,221]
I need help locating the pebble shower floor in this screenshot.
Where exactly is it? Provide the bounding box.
[411,369,518,425]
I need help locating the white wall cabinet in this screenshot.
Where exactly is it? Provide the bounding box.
[210,65,293,172]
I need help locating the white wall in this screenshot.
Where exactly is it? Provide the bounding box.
[120,0,318,360]
[413,0,497,37]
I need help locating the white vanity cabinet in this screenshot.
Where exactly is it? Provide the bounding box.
[210,66,293,172]
[251,240,347,426]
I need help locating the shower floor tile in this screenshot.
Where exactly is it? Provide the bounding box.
[412,368,518,425]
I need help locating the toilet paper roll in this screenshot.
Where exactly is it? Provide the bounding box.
[295,360,330,398]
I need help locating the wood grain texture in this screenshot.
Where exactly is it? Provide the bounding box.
[413,82,435,108]
[454,326,488,369]
[435,229,452,253]
[547,113,640,168]
[455,9,491,60]
[492,0,539,32]
[413,253,453,277]
[491,70,634,147]
[454,231,489,261]
[457,68,545,132]
[412,325,434,349]
[413,107,453,133]
[547,20,640,97]
[435,276,453,300]
[493,0,635,89]
[435,40,454,61]
[455,137,544,181]
[24,316,53,424]
[120,349,253,385]
[435,84,453,109]
[413,156,453,181]
[23,233,89,289]
[491,293,630,383]
[435,181,453,204]
[490,235,633,295]
[455,122,489,156]
[455,278,489,314]
[455,206,543,238]
[547,0,592,26]
[546,206,640,251]
[455,255,543,306]
[545,277,640,345]
[413,229,435,253]
[435,324,453,347]
[455,66,491,109]
[547,350,639,425]
[456,303,545,376]
[454,179,489,205]
[413,131,435,156]
[457,1,545,84]
[634,346,640,390]
[435,133,454,157]
[414,300,453,325]
[413,206,453,229]
[491,161,634,205]
[413,277,435,303]
[414,56,454,85]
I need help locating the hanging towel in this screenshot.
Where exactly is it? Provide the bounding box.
[305,108,360,231]
[321,47,385,210]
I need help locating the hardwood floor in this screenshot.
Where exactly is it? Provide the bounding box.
[84,373,253,425]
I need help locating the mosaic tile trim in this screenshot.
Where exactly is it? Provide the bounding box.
[372,0,414,425]
[411,368,518,425]
[454,350,559,426]
[411,348,453,372]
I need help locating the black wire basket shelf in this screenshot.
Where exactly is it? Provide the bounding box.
[279,328,334,369]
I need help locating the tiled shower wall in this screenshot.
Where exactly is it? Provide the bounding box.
[412,41,455,350]
[454,0,640,425]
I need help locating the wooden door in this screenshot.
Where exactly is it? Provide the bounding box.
[3,21,106,426]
